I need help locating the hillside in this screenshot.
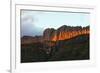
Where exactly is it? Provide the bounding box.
[21,25,90,63]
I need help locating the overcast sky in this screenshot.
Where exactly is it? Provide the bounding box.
[21,10,90,37]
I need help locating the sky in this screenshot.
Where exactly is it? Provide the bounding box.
[21,10,90,37]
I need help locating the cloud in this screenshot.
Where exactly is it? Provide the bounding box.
[21,11,35,36]
[21,11,43,37]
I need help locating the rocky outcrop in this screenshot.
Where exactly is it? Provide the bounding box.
[43,28,56,41]
[43,25,89,41]
[21,25,89,44]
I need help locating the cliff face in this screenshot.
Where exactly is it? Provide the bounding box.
[21,25,89,44]
[43,25,89,41]
[43,28,56,41]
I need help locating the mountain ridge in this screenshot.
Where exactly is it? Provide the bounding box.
[21,25,90,62]
[43,25,89,41]
[21,25,89,44]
